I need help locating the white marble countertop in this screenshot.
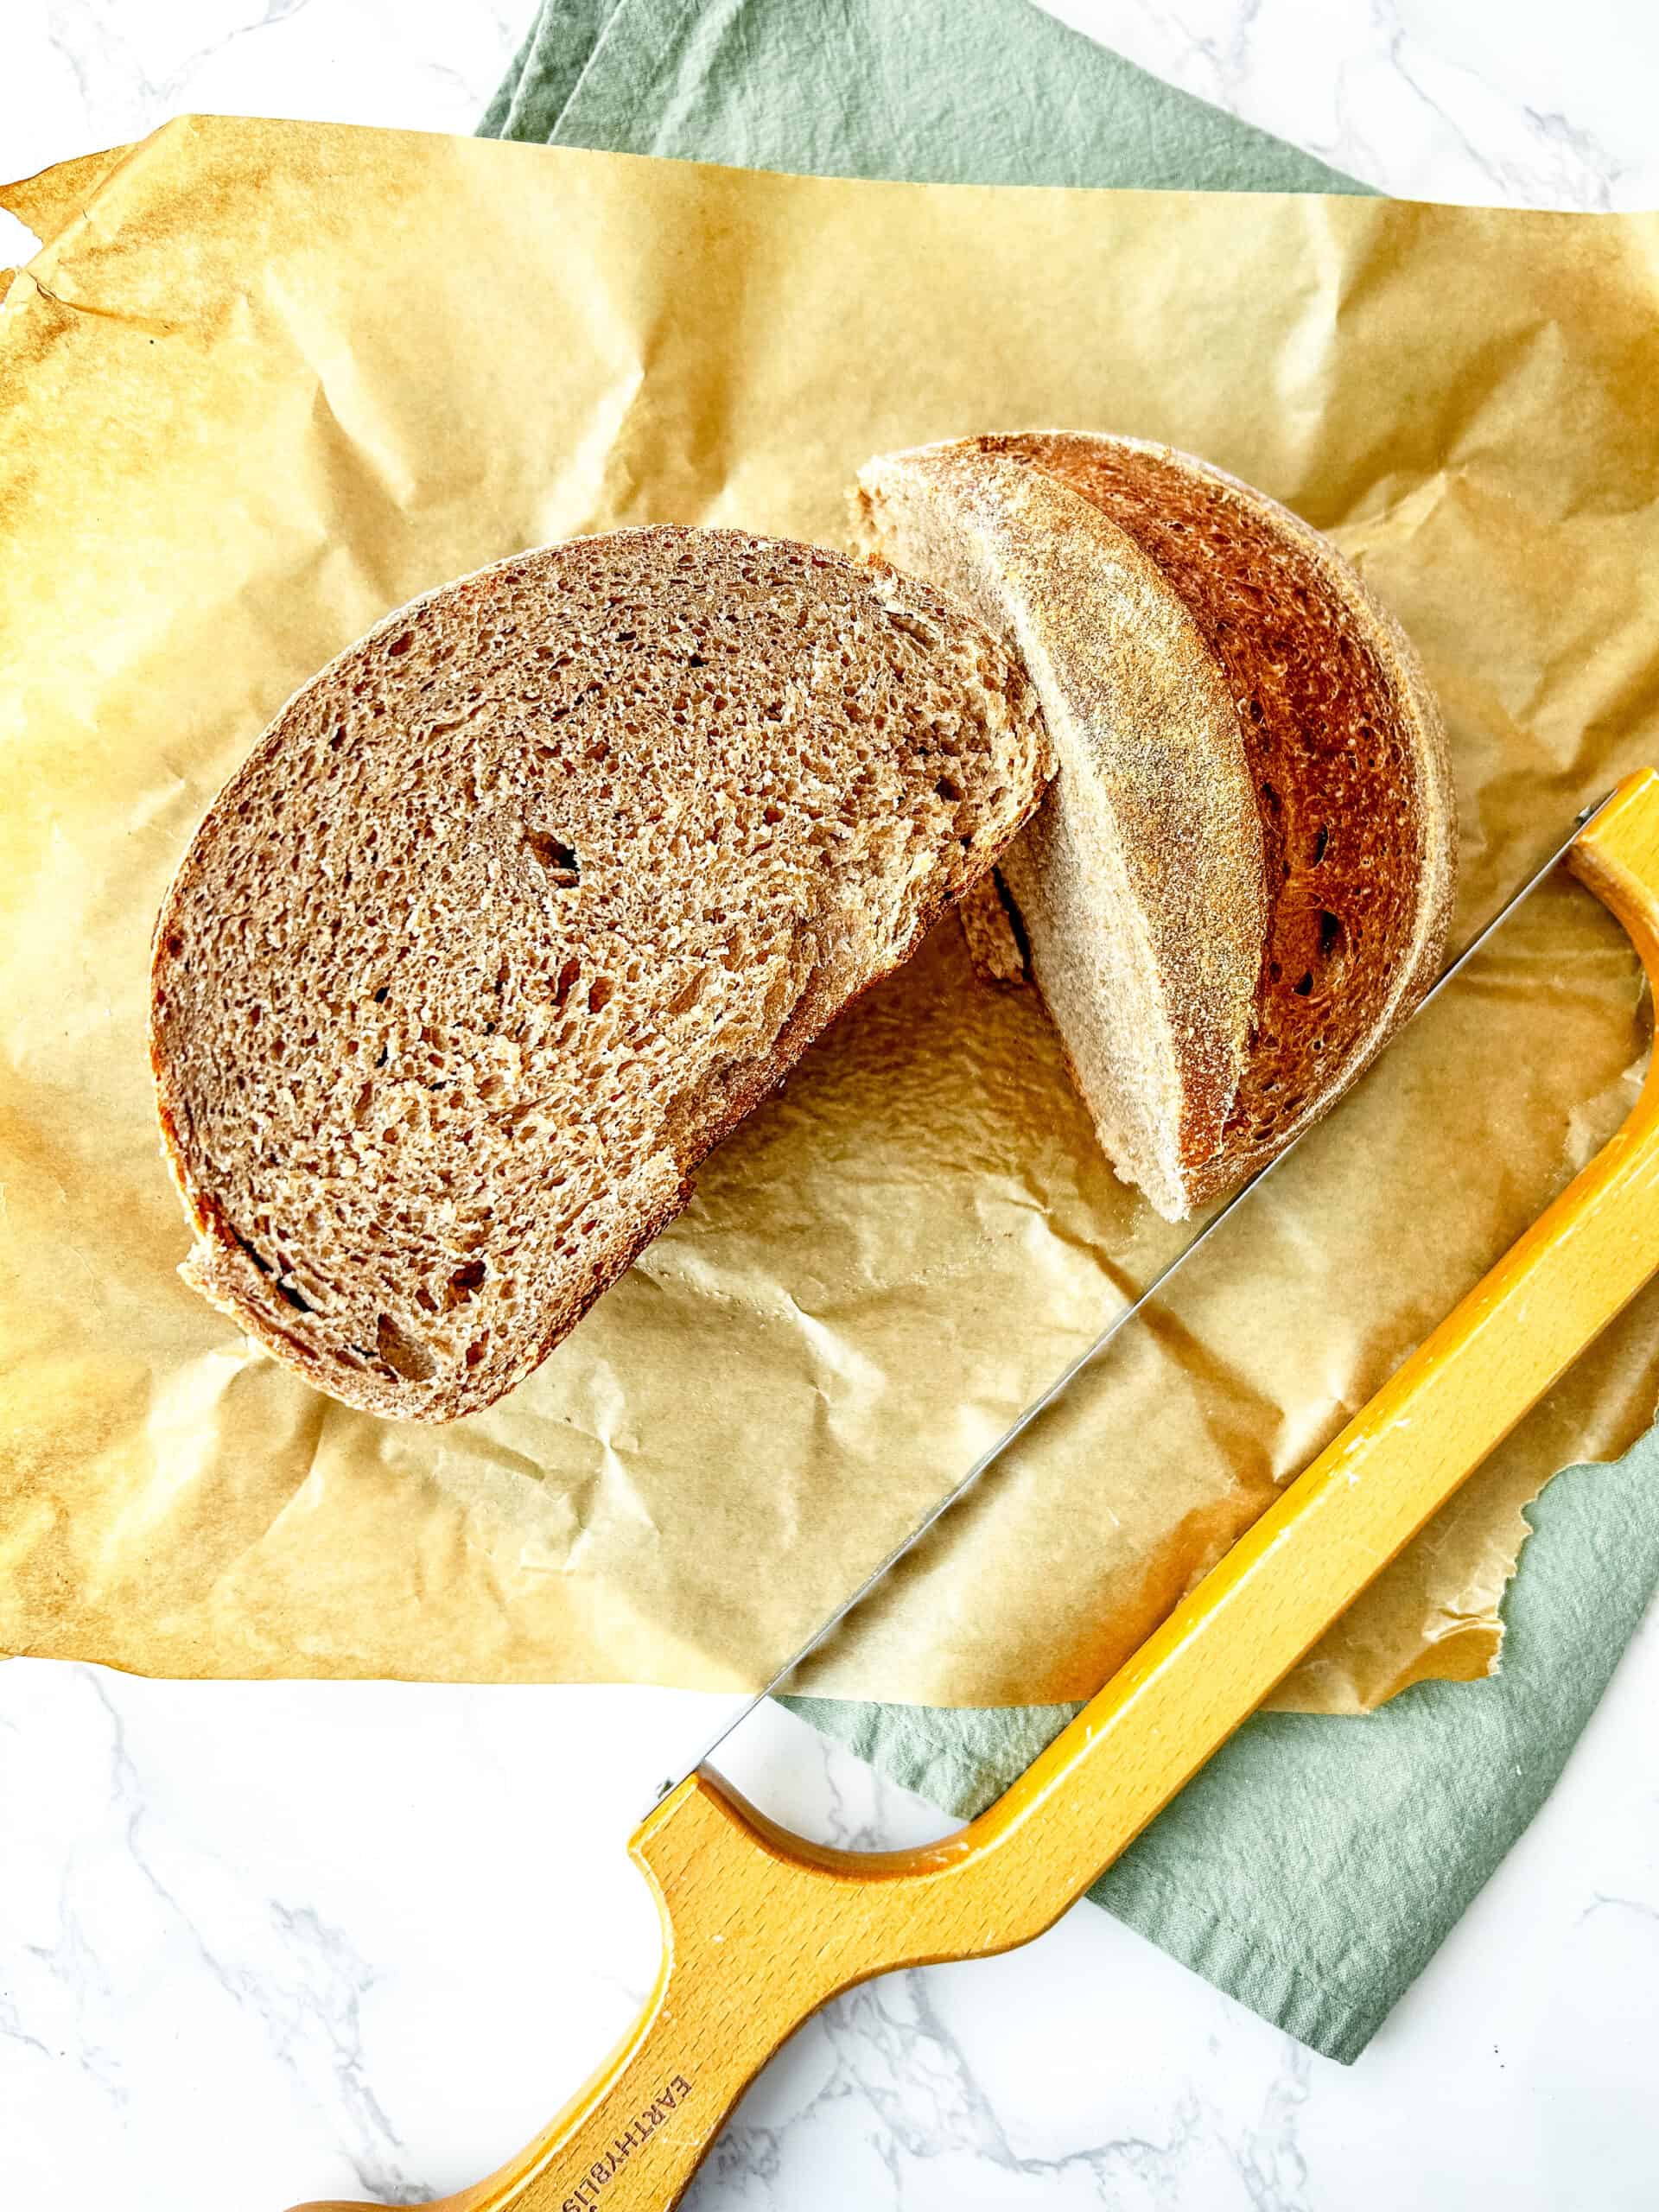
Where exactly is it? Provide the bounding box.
[3,5,1657,2209]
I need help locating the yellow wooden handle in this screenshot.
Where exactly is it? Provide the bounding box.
[291,769,1659,2212]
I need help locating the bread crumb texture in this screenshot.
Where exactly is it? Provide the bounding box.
[150,527,1051,1421]
[958,870,1029,988]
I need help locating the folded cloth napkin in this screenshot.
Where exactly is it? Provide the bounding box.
[482,0,1362,191]
[481,0,1659,2061]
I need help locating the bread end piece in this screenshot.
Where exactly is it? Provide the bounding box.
[855,447,1271,1219]
[855,434,1458,1220]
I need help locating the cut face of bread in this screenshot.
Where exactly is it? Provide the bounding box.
[855,434,1458,1220]
[151,527,1052,1421]
[957,870,1028,988]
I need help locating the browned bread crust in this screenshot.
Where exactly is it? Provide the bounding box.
[151,526,1052,1421]
[855,434,1458,1219]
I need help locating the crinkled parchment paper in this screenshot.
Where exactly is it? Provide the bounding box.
[1,120,1654,1709]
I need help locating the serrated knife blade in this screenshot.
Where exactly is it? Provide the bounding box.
[654,791,1615,1809]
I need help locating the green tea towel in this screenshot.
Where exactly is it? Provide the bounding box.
[483,0,1363,192]
[481,0,1659,2062]
[789,1446,1659,2064]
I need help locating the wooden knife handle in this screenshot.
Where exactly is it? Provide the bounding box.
[290,767,1659,2212]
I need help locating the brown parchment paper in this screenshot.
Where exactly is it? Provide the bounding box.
[1,119,1656,1713]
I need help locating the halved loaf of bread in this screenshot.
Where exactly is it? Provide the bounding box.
[855,434,1458,1221]
[151,527,1052,1421]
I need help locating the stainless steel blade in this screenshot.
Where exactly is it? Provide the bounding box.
[660,791,1614,1804]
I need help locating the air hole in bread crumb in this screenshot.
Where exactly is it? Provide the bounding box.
[164,932,184,957]
[588,977,614,1013]
[277,1280,315,1315]
[936,776,963,804]
[449,1259,486,1301]
[1260,780,1281,817]
[376,1313,435,1381]
[233,1233,270,1275]
[386,632,413,657]
[1317,910,1345,962]
[1294,971,1314,996]
[1312,825,1330,864]
[526,829,580,886]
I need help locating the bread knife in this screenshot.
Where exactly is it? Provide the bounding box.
[289,766,1659,2212]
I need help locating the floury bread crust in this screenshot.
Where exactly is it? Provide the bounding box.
[855,435,1458,1220]
[151,528,1052,1421]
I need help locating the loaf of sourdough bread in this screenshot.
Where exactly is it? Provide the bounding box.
[855,434,1457,1221]
[151,527,1052,1421]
